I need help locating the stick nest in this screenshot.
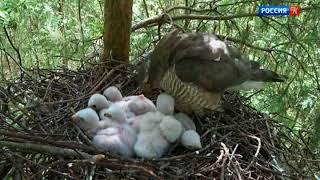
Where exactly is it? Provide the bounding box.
[0,64,312,179]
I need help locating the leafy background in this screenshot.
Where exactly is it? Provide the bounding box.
[1,0,319,167]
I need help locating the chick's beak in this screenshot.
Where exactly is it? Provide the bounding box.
[104,112,112,118]
[71,114,80,123]
[89,105,97,111]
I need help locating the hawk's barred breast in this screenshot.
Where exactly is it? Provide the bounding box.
[160,67,222,114]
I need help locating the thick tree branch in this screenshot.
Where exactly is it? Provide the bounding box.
[166,6,214,13]
[132,13,257,31]
[0,130,96,152]
[132,5,320,32]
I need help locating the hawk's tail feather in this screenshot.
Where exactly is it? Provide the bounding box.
[250,69,287,82]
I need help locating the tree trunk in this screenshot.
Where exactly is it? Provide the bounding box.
[103,0,133,67]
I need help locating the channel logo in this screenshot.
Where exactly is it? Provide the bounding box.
[259,5,301,17]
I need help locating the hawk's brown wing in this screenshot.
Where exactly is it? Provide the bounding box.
[147,30,183,86]
[146,31,285,92]
[171,32,251,92]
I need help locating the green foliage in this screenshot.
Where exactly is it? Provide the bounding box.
[0,0,103,74]
[0,0,319,170]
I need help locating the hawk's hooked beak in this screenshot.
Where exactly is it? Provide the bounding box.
[136,54,152,86]
[142,81,159,95]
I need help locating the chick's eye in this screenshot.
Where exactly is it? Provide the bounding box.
[92,105,97,108]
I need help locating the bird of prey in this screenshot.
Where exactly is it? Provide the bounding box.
[133,111,170,159]
[88,94,111,111]
[156,93,175,115]
[100,104,127,124]
[103,86,123,102]
[174,112,196,131]
[140,30,286,114]
[180,130,202,150]
[93,124,137,157]
[133,93,181,159]
[71,108,114,137]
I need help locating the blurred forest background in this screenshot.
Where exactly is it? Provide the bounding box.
[0,0,319,177]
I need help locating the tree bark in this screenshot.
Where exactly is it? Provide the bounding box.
[103,0,133,67]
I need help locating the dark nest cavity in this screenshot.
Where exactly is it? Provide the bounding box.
[0,64,308,179]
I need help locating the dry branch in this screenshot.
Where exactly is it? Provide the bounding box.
[0,140,94,159]
[132,13,257,31]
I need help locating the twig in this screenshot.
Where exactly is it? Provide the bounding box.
[98,161,161,179]
[228,144,239,167]
[0,140,96,160]
[2,149,76,179]
[0,130,96,152]
[255,163,303,179]
[89,64,125,94]
[2,27,31,78]
[220,142,229,180]
[243,135,261,172]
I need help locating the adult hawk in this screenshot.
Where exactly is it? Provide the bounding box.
[139,30,286,114]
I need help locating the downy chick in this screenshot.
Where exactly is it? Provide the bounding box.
[180,130,202,150]
[174,112,196,131]
[156,93,175,115]
[71,108,114,137]
[99,104,127,124]
[103,86,123,102]
[174,113,202,149]
[133,111,169,159]
[134,128,169,159]
[88,94,111,111]
[159,116,183,143]
[93,124,137,157]
[127,95,156,115]
[156,93,182,143]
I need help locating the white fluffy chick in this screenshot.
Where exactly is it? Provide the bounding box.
[159,116,183,143]
[88,93,111,111]
[112,100,135,119]
[99,104,127,124]
[173,113,202,150]
[156,93,183,143]
[71,108,113,137]
[174,113,196,131]
[133,111,163,132]
[156,93,175,115]
[103,86,123,102]
[132,111,170,159]
[180,130,202,150]
[93,124,137,157]
[111,94,156,119]
[134,128,169,159]
[127,95,156,115]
